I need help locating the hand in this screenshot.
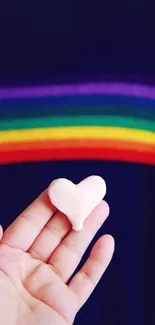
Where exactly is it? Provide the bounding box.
[0,189,114,325]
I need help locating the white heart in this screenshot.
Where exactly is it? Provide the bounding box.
[48,176,106,231]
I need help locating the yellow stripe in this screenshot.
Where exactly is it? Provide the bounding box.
[0,126,155,145]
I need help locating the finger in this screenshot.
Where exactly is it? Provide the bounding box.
[2,190,57,251]
[0,225,3,241]
[48,200,109,282]
[69,234,115,310]
[28,210,71,261]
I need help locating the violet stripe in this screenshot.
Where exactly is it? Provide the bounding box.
[0,83,155,99]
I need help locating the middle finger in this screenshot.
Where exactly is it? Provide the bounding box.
[48,200,109,283]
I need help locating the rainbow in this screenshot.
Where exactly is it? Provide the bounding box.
[0,82,155,165]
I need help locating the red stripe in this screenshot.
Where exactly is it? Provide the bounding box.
[1,147,155,165]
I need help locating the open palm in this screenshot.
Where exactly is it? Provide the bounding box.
[0,189,114,325]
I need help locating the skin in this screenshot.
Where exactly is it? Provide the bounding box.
[0,189,114,325]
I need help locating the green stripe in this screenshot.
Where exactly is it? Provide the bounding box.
[1,115,155,133]
[0,105,155,121]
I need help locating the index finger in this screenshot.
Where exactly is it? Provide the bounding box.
[1,190,57,251]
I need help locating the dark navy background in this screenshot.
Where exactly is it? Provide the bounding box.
[0,0,155,84]
[0,1,155,324]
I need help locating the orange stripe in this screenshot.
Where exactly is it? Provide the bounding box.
[0,139,155,152]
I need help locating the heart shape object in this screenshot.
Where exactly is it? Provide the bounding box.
[48,176,106,231]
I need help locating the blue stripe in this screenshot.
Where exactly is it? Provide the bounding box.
[1,95,155,110]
